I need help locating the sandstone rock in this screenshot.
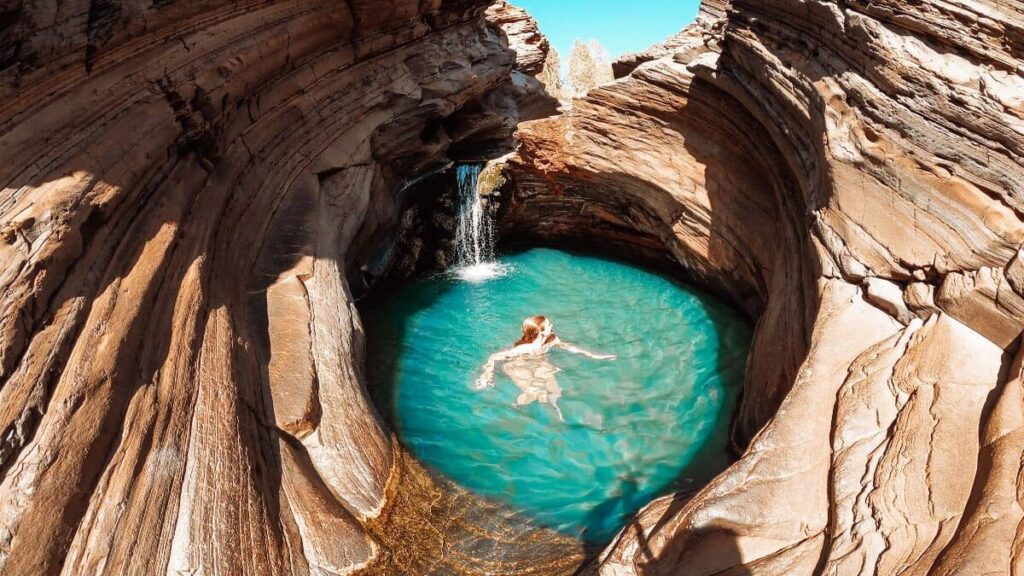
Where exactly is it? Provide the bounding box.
[0,1,568,574]
[2,0,1024,573]
[498,0,1024,574]
[485,1,549,75]
[1006,248,1024,295]
[936,267,1024,348]
[930,346,1024,575]
[612,1,727,78]
[904,281,940,317]
[862,277,914,324]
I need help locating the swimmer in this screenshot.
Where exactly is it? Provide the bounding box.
[474,316,615,421]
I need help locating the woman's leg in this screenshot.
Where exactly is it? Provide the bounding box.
[550,399,564,422]
[516,391,539,406]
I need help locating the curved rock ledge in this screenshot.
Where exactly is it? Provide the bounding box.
[2,0,1023,574]
[498,0,1024,574]
[0,1,570,574]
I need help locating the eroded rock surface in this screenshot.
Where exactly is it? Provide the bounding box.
[0,1,574,574]
[2,0,1024,574]
[497,0,1024,574]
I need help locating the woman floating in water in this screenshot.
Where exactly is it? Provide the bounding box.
[474,316,615,421]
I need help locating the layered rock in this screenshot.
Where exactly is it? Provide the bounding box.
[485,1,549,75]
[3,0,1024,573]
[0,1,572,574]
[497,0,1024,574]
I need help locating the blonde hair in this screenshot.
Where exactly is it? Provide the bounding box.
[515,315,555,346]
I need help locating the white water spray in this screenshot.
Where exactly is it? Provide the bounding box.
[453,164,506,282]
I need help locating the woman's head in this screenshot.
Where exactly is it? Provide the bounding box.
[515,315,555,346]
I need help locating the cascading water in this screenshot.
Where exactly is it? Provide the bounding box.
[453,164,505,282]
[455,164,492,265]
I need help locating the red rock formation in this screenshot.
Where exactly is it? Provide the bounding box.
[0,1,571,574]
[3,0,1024,573]
[497,0,1024,574]
[486,1,549,75]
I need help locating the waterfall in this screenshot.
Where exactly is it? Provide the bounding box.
[454,164,493,266]
[452,164,505,281]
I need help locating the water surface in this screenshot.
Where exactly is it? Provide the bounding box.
[362,248,750,543]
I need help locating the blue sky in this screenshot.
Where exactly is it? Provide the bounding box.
[513,0,701,60]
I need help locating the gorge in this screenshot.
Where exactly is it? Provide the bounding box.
[1,0,1023,575]
[361,246,751,547]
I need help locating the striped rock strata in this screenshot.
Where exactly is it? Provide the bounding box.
[3,0,1024,574]
[0,1,569,575]
[497,0,1024,574]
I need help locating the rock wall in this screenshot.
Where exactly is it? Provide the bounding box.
[3,0,1024,573]
[498,0,1024,574]
[0,1,569,574]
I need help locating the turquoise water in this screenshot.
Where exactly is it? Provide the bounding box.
[362,248,751,544]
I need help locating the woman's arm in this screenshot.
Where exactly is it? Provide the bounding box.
[474,349,513,389]
[555,341,616,360]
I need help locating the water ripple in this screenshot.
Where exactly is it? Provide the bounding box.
[362,248,751,544]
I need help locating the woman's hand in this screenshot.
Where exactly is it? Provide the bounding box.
[558,341,615,360]
[474,361,496,389]
[474,373,494,390]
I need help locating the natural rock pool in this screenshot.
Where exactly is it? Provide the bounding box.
[362,247,751,544]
